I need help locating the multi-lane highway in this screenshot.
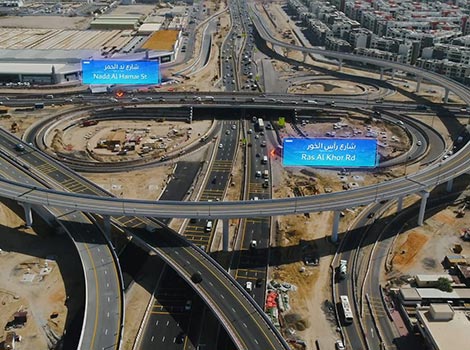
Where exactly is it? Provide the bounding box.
[0,127,289,350]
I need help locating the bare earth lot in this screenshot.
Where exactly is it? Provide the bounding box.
[0,200,83,350]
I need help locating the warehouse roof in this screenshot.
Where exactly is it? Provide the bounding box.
[141,30,179,51]
[0,62,80,75]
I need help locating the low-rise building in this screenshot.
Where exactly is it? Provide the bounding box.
[416,304,470,350]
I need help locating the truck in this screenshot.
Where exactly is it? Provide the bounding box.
[203,96,215,102]
[338,260,347,279]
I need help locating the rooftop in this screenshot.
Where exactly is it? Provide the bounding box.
[417,307,470,350]
[141,30,179,52]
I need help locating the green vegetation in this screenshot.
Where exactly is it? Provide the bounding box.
[436,277,453,292]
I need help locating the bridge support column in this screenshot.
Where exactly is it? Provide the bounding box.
[391,69,396,79]
[380,68,384,80]
[338,58,343,71]
[103,215,111,240]
[417,191,429,226]
[21,202,33,227]
[397,196,403,212]
[223,219,229,252]
[416,77,422,93]
[302,51,308,62]
[331,210,341,243]
[444,88,450,103]
[446,178,453,193]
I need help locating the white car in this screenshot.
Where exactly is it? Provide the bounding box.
[219,143,223,149]
[255,171,262,177]
[245,281,253,292]
[335,340,345,350]
[185,300,192,311]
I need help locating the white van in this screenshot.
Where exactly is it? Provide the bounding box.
[262,156,268,164]
[205,220,213,232]
[263,170,269,179]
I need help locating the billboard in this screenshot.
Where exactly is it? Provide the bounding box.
[282,138,377,168]
[81,60,160,85]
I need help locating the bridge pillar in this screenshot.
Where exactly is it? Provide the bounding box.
[416,77,422,92]
[338,58,343,71]
[417,191,429,226]
[331,210,341,243]
[397,196,403,212]
[103,215,111,240]
[302,51,308,62]
[391,69,396,79]
[223,219,229,252]
[446,178,453,193]
[444,88,450,103]
[21,202,33,227]
[380,68,384,80]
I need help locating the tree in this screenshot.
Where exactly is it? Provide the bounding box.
[436,277,453,292]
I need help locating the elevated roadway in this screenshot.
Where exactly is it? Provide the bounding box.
[0,151,467,219]
[0,128,289,350]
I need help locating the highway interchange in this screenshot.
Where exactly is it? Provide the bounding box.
[1,0,470,350]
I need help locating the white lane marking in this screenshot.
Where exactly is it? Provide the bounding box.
[186,260,190,264]
[104,270,107,275]
[97,248,100,252]
[243,322,247,328]
[162,336,166,342]
[151,336,154,342]
[107,312,110,318]
[254,339,259,344]
[105,329,108,335]
[156,320,159,326]
[107,296,110,302]
[220,294,225,299]
[173,337,176,343]
[106,283,109,288]
[209,281,213,286]
[101,258,105,263]
[232,308,236,313]
[166,320,170,326]
[175,251,179,255]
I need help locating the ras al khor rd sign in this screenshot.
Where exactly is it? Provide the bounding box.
[282,138,377,168]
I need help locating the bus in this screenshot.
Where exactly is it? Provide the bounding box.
[257,118,265,131]
[339,295,353,324]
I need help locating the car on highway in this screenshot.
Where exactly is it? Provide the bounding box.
[250,240,257,249]
[417,140,422,146]
[185,300,192,311]
[245,281,253,292]
[256,278,263,287]
[176,332,186,344]
[367,212,375,219]
[15,143,25,152]
[219,143,223,149]
[191,272,202,284]
[255,171,262,177]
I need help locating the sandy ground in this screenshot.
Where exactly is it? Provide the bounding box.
[48,117,212,162]
[289,79,366,95]
[0,16,91,30]
[0,199,83,350]
[387,187,470,282]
